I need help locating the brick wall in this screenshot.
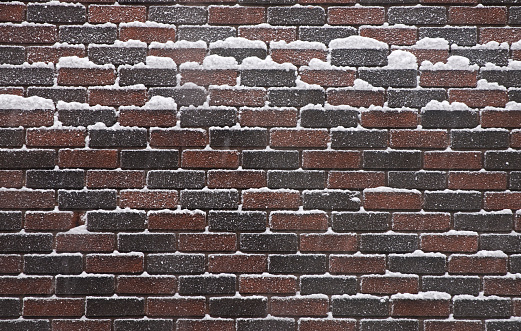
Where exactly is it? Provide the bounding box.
[1,0,521,330]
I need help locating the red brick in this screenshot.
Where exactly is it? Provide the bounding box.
[424,320,483,331]
[449,89,508,108]
[242,190,300,209]
[239,26,297,42]
[392,297,450,317]
[180,69,237,86]
[208,170,266,188]
[270,296,329,317]
[421,233,478,253]
[147,297,206,317]
[182,150,239,169]
[26,128,86,147]
[52,319,111,331]
[23,298,84,317]
[149,47,207,64]
[327,89,385,107]
[449,6,507,25]
[0,255,22,274]
[300,234,357,252]
[58,67,115,86]
[0,87,24,96]
[392,212,451,231]
[303,151,361,169]
[363,189,422,210]
[360,26,417,46]
[58,149,118,169]
[480,27,521,44]
[484,277,521,296]
[448,171,507,190]
[89,87,147,107]
[271,212,328,231]
[329,255,386,274]
[328,171,385,189]
[362,109,418,128]
[119,108,177,127]
[25,211,75,231]
[0,190,55,209]
[0,24,57,44]
[300,0,355,3]
[404,48,449,64]
[299,69,356,87]
[0,276,53,295]
[27,45,85,63]
[150,129,208,147]
[0,170,23,188]
[511,131,521,148]
[448,254,508,274]
[178,233,237,252]
[270,129,329,148]
[208,254,267,273]
[271,48,327,66]
[86,170,144,189]
[240,107,298,127]
[89,5,146,23]
[176,319,235,331]
[328,7,385,25]
[482,109,521,128]
[148,211,206,231]
[420,70,477,87]
[119,190,178,209]
[209,87,266,106]
[0,109,53,127]
[209,6,265,24]
[424,151,482,170]
[0,3,25,22]
[86,253,143,274]
[117,275,177,295]
[361,275,419,294]
[299,319,356,331]
[56,233,115,252]
[239,275,297,294]
[485,192,521,210]
[390,129,449,149]
[120,25,176,43]
[516,212,521,232]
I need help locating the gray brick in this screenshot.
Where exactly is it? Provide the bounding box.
[0,234,53,252]
[300,106,358,128]
[388,6,446,25]
[303,190,360,210]
[360,234,419,253]
[454,212,512,232]
[361,0,417,3]
[0,298,20,317]
[332,295,389,317]
[452,48,509,66]
[510,171,521,190]
[240,233,298,252]
[0,66,54,86]
[28,87,87,103]
[419,27,477,46]
[150,86,207,107]
[0,128,23,147]
[26,170,84,189]
[210,128,268,147]
[486,320,521,331]
[86,297,144,317]
[268,6,325,25]
[178,26,236,43]
[511,255,521,273]
[0,320,50,331]
[236,318,296,331]
[424,191,481,211]
[485,151,521,170]
[0,150,55,169]
[268,88,325,106]
[239,0,296,4]
[451,129,509,149]
[0,46,24,65]
[24,254,83,275]
[268,170,326,189]
[179,274,236,295]
[300,26,357,44]
[56,275,114,295]
[0,211,22,231]
[360,319,419,331]
[421,109,479,129]
[510,6,521,24]
[331,129,388,148]
[86,211,146,232]
[147,254,205,274]
[359,69,417,88]
[243,150,299,169]
[118,233,176,252]
[453,296,511,318]
[301,276,357,295]
[389,171,447,190]
[483,0,521,3]
[481,69,521,88]
[269,254,327,274]
[147,170,205,189]
[208,211,266,232]
[121,150,179,170]
[180,106,236,127]
[149,6,207,24]
[331,49,388,67]
[114,319,173,331]
[27,3,86,23]
[389,254,446,274]
[241,69,296,87]
[387,88,447,108]
[119,67,177,87]
[363,150,422,169]
[58,106,116,126]
[209,297,267,317]
[181,189,239,209]
[422,276,481,295]
[88,45,147,66]
[481,234,521,253]
[332,212,390,231]
[59,24,118,44]
[58,189,116,210]
[210,47,267,63]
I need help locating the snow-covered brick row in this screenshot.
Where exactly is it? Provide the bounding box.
[118,57,177,87]
[57,56,115,86]
[299,26,357,44]
[149,40,207,64]
[270,40,327,66]
[240,56,297,87]
[330,36,388,67]
[451,42,509,66]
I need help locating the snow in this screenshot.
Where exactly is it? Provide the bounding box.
[270,40,326,51]
[90,39,147,48]
[391,250,446,257]
[180,55,238,70]
[422,230,478,236]
[141,96,177,109]
[329,36,388,49]
[0,62,53,68]
[64,225,89,234]
[35,0,84,7]
[422,100,471,111]
[210,37,266,50]
[240,56,296,71]
[57,56,114,69]
[420,56,479,71]
[143,56,176,68]
[512,40,521,50]
[413,38,449,50]
[56,101,113,111]
[300,58,352,71]
[476,79,506,90]
[150,40,207,49]
[120,21,173,28]
[353,79,382,91]
[0,95,54,110]
[386,50,417,69]
[473,250,508,258]
[452,41,509,50]
[364,187,421,194]
[391,291,451,300]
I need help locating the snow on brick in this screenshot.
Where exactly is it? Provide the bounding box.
[412,38,449,50]
[301,58,353,71]
[210,37,266,50]
[270,40,327,51]
[0,94,54,110]
[89,40,147,49]
[363,187,421,194]
[150,40,207,49]
[329,36,388,49]
[476,79,506,90]
[240,56,297,71]
[142,96,177,109]
[422,100,471,111]
[420,56,479,71]
[386,50,417,69]
[57,56,114,69]
[180,54,238,70]
[391,291,451,300]
[452,41,509,50]
[120,21,174,28]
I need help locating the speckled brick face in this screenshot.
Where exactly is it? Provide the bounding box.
[1,0,521,330]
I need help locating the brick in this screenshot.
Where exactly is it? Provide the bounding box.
[117,275,177,294]
[0,190,55,209]
[179,275,235,295]
[0,65,54,86]
[271,48,327,66]
[299,319,356,331]
[239,275,297,294]
[481,69,521,88]
[486,321,521,331]
[25,211,75,231]
[301,233,358,252]
[0,170,22,188]
[485,192,521,210]
[359,69,417,88]
[119,107,176,127]
[0,233,53,252]
[481,27,521,44]
[58,105,116,126]
[56,275,114,295]
[0,3,25,22]
[181,68,237,86]
[424,151,482,170]
[419,27,477,46]
[270,296,329,317]
[211,45,267,63]
[0,211,22,231]
[237,318,295,331]
[56,233,115,253]
[210,128,267,147]
[26,128,86,147]
[89,5,146,23]
[454,212,512,232]
[421,232,478,253]
[449,6,507,25]
[119,67,177,87]
[331,129,387,148]
[24,254,83,274]
[150,129,207,148]
[330,48,388,67]
[209,6,265,24]
[28,3,85,23]
[328,171,385,189]
[243,150,299,169]
[30,47,87,67]
[0,108,53,127]
[484,276,521,296]
[149,86,206,107]
[178,233,237,252]
[481,234,521,253]
[448,254,508,274]
[208,254,267,273]
[299,26,357,44]
[448,171,507,190]
[239,26,297,43]
[0,87,24,96]
[149,6,206,24]
[180,106,236,127]
[389,254,446,274]
[391,295,450,317]
[147,170,204,189]
[0,320,50,331]
[209,211,266,231]
[240,233,298,252]
[240,107,297,127]
[210,87,266,106]
[0,276,53,295]
[26,170,83,189]
[58,189,116,210]
[59,24,117,44]
[420,70,477,88]
[330,254,386,274]
[360,233,419,253]
[86,297,144,317]
[361,275,419,294]
[147,254,205,274]
[120,190,178,209]
[88,45,147,66]
[510,172,521,190]
[181,189,239,209]
[388,171,447,190]
[270,128,328,148]
[178,26,236,43]
[332,295,389,317]
[86,170,144,189]
[148,210,206,231]
[389,6,446,25]
[300,68,356,87]
[118,233,176,252]
[363,150,422,169]
[387,88,447,108]
[327,88,385,107]
[393,212,451,231]
[23,298,84,317]
[301,275,357,295]
[485,151,521,170]
[268,6,325,25]
[0,23,57,44]
[120,24,176,43]
[0,46,24,65]
[453,296,511,318]
[114,319,173,331]
[0,298,20,317]
[59,149,118,169]
[147,297,205,317]
[86,211,146,232]
[303,190,360,210]
[0,255,22,274]
[209,297,267,317]
[242,189,300,209]
[177,319,235,331]
[453,48,508,66]
[241,69,296,87]
[328,7,385,25]
[425,190,481,211]
[271,211,327,230]
[422,276,481,295]
[269,254,326,274]
[360,26,417,46]
[89,86,147,106]
[332,212,390,231]
[303,151,361,169]
[208,170,266,189]
[449,89,508,108]
[362,108,418,128]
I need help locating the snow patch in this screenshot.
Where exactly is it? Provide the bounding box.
[57,56,114,69]
[120,21,173,28]
[391,291,451,300]
[90,39,147,48]
[180,55,238,70]
[241,56,296,71]
[386,50,417,69]
[364,187,421,194]
[329,36,388,49]
[476,79,506,90]
[420,56,479,71]
[452,41,509,50]
[210,37,266,50]
[413,37,449,50]
[150,40,207,49]
[0,95,54,110]
[270,40,326,51]
[422,100,470,111]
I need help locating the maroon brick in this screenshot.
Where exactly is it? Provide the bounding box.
[147,297,206,317]
[119,190,178,209]
[270,296,329,317]
[328,7,385,25]
[301,234,357,252]
[89,5,146,23]
[209,6,265,25]
[148,211,206,231]
[26,128,86,147]
[23,298,84,317]
[56,233,115,253]
[117,276,177,295]
[449,6,507,25]
[328,171,385,189]
[25,211,75,231]
[0,170,23,188]
[361,275,419,294]
[330,255,386,274]
[0,276,53,295]
[208,254,267,273]
[392,212,451,231]
[120,25,176,43]
[421,233,478,253]
[86,253,143,274]
[239,275,298,294]
[239,26,297,42]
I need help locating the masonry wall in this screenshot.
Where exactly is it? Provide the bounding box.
[1,0,521,330]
